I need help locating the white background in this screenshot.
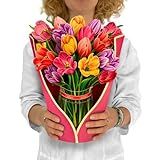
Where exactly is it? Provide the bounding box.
[0,0,160,159]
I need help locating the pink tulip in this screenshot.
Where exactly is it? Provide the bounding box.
[53,51,77,75]
[32,20,52,42]
[54,16,66,29]
[77,37,92,58]
[93,29,112,52]
[77,26,94,41]
[98,70,117,84]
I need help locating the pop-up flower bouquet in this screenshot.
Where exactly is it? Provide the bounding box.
[29,15,125,143]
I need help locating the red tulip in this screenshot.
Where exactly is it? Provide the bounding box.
[33,47,55,71]
[77,37,92,58]
[93,29,112,52]
[98,70,117,84]
[104,22,122,40]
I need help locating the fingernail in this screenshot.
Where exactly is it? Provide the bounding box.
[59,132,63,136]
[55,137,59,140]
[55,118,60,122]
[87,130,91,134]
[60,126,64,131]
[93,137,96,140]
[90,116,95,120]
[85,123,89,127]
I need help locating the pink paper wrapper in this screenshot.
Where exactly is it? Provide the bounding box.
[29,34,125,143]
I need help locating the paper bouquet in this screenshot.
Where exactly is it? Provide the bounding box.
[29,15,125,143]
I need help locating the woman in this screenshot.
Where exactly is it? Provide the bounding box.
[19,0,141,159]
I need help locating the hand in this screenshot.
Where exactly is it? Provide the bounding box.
[86,107,118,141]
[39,108,64,140]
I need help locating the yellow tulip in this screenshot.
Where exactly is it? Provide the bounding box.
[70,15,85,35]
[78,53,100,77]
[36,42,46,51]
[61,34,77,55]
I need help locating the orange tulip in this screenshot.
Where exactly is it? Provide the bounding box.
[78,53,100,77]
[77,37,91,58]
[61,34,77,55]
[70,15,85,35]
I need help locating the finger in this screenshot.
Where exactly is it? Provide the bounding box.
[48,127,63,137]
[48,133,59,140]
[87,126,108,134]
[44,111,60,123]
[45,119,64,131]
[90,111,109,120]
[92,134,103,141]
[86,119,109,128]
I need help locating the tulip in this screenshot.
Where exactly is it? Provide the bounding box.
[77,37,92,58]
[104,22,122,39]
[32,20,52,42]
[70,15,85,35]
[33,47,55,71]
[98,49,119,71]
[98,70,117,84]
[54,16,66,29]
[53,51,77,75]
[61,34,77,55]
[88,19,101,35]
[44,65,62,83]
[77,26,94,41]
[93,29,112,52]
[36,42,46,51]
[52,23,74,52]
[78,53,100,77]
[52,23,74,42]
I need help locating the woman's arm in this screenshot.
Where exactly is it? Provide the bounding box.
[19,42,64,140]
[86,38,141,139]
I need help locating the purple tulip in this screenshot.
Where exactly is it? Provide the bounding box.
[44,65,62,83]
[52,29,63,43]
[59,23,74,35]
[98,49,120,71]
[52,23,74,43]
[88,19,101,35]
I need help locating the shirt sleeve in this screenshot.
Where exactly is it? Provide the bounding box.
[19,42,46,133]
[111,38,142,135]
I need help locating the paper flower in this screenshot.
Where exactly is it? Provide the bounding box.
[36,42,46,51]
[88,19,101,35]
[104,22,122,40]
[98,70,117,84]
[77,37,92,58]
[52,24,74,52]
[53,51,77,75]
[44,65,62,83]
[33,47,55,71]
[93,29,112,52]
[78,53,100,77]
[61,34,77,55]
[54,16,66,29]
[77,26,94,41]
[32,20,52,42]
[70,15,85,35]
[98,49,119,71]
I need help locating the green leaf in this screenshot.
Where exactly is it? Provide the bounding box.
[68,75,72,90]
[74,70,79,89]
[80,77,93,90]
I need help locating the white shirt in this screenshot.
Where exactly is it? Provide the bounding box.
[19,24,141,160]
